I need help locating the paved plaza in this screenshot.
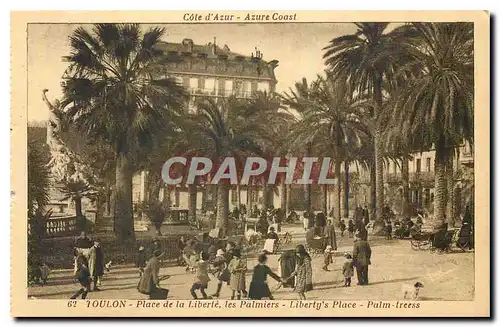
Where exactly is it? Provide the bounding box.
[28,226,474,301]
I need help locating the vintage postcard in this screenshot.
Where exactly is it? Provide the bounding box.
[11,11,490,317]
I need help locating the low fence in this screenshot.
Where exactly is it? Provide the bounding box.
[34,235,187,270]
[28,216,78,238]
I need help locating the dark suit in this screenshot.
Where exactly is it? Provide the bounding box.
[353,240,371,285]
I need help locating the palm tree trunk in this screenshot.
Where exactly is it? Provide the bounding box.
[263,184,270,210]
[280,180,287,213]
[374,130,384,221]
[373,73,384,221]
[402,157,410,216]
[105,186,112,216]
[188,184,197,222]
[446,155,455,227]
[236,184,241,208]
[322,184,328,215]
[286,184,292,215]
[370,163,376,218]
[216,182,229,237]
[344,161,350,219]
[433,154,447,229]
[115,151,135,243]
[335,160,342,221]
[162,185,171,206]
[74,196,83,217]
[304,184,312,214]
[247,184,254,214]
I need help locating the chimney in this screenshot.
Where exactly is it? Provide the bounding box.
[212,37,217,55]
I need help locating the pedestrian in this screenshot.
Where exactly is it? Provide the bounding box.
[228,248,247,300]
[190,252,211,299]
[342,253,354,287]
[322,245,335,271]
[315,212,327,234]
[385,220,393,240]
[248,253,282,300]
[348,219,354,238]
[353,233,372,285]
[73,231,93,275]
[363,205,370,226]
[324,219,337,250]
[183,240,198,273]
[136,246,147,277]
[211,249,230,298]
[88,239,104,291]
[302,211,309,231]
[71,254,91,299]
[284,244,313,300]
[339,219,346,237]
[177,236,187,266]
[278,249,296,288]
[137,250,169,299]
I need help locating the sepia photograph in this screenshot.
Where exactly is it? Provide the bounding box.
[10,11,490,317]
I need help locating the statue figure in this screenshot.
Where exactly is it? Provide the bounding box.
[42,89,91,185]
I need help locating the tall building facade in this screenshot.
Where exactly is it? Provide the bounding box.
[354,142,474,218]
[132,38,279,210]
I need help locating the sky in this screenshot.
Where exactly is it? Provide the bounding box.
[27,22,358,122]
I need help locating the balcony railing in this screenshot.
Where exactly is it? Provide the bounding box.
[189,88,260,99]
[410,171,434,183]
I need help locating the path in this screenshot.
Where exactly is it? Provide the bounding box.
[28,225,474,301]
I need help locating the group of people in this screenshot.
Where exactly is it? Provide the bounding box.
[137,232,316,301]
[71,232,105,299]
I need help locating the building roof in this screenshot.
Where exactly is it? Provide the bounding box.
[155,39,279,82]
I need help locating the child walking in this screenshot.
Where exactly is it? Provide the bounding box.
[71,254,91,299]
[211,249,230,298]
[322,245,335,271]
[190,252,211,299]
[136,246,147,277]
[385,220,393,240]
[339,219,346,237]
[228,248,247,300]
[348,219,355,238]
[342,253,354,287]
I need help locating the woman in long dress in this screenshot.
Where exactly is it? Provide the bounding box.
[285,244,313,300]
[228,248,247,300]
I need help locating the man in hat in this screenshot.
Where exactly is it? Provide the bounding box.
[88,239,104,291]
[352,233,372,285]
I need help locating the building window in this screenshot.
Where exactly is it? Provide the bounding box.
[189,77,198,90]
[416,159,421,173]
[205,78,215,93]
[225,80,233,95]
[218,79,225,96]
[197,77,205,90]
[426,158,431,172]
[251,81,258,94]
[233,80,242,96]
[241,81,250,97]
[257,82,269,92]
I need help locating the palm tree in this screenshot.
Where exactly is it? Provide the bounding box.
[390,23,473,228]
[189,96,263,236]
[60,180,94,230]
[323,23,418,220]
[284,74,371,222]
[61,24,187,242]
[28,139,50,219]
[243,91,292,212]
